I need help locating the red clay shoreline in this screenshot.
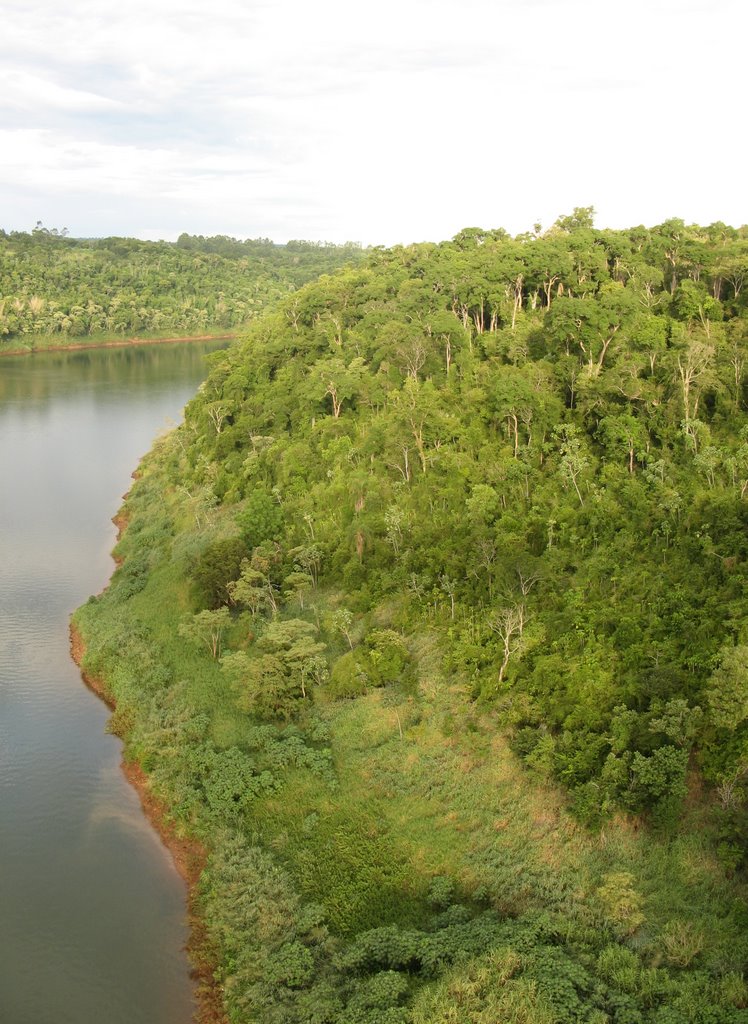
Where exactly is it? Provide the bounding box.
[0,332,237,357]
[69,515,228,1024]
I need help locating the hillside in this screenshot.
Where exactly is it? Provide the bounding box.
[0,226,364,349]
[74,213,748,1023]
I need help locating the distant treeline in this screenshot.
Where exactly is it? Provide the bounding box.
[0,225,365,343]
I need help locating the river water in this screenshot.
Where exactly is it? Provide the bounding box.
[0,342,226,1024]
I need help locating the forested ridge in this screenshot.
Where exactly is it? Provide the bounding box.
[74,211,748,1023]
[0,225,363,347]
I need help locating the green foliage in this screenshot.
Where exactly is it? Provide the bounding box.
[190,535,247,608]
[628,747,689,820]
[222,651,288,719]
[223,619,328,720]
[178,607,231,659]
[110,549,152,600]
[596,872,646,938]
[427,876,456,910]
[199,832,338,1022]
[706,645,748,732]
[0,230,364,346]
[329,650,371,699]
[364,630,413,687]
[660,919,705,968]
[326,630,412,700]
[73,217,748,1024]
[236,490,283,547]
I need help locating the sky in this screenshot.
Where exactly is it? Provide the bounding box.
[1,0,746,246]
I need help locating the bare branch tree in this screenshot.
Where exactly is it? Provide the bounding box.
[487,605,527,683]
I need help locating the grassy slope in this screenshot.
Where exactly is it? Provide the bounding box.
[71,220,748,1021]
[73,445,748,1022]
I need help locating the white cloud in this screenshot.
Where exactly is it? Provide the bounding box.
[0,69,124,113]
[1,0,746,243]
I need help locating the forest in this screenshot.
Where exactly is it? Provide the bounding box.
[72,211,748,1023]
[0,224,363,348]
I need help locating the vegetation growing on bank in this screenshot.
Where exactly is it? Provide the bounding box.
[0,224,364,350]
[75,211,748,1022]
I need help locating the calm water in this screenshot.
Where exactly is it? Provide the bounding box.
[0,342,226,1024]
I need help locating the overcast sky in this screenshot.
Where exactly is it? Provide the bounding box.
[1,0,745,245]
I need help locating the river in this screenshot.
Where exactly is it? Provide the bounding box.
[0,342,227,1024]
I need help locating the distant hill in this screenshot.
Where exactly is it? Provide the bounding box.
[0,225,365,348]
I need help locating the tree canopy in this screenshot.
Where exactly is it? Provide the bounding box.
[0,227,365,345]
[74,214,748,1024]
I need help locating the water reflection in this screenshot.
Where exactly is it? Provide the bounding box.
[0,340,226,1024]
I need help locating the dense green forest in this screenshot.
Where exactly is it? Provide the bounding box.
[74,212,748,1023]
[0,224,363,348]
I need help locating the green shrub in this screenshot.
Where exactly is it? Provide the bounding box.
[329,650,370,698]
[597,945,640,993]
[427,876,456,910]
[190,535,247,608]
[661,920,705,968]
[596,872,645,938]
[236,490,283,548]
[365,630,412,686]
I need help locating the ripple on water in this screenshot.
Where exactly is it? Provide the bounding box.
[0,344,221,1024]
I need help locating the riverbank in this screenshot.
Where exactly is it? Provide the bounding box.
[0,331,238,357]
[69,622,228,1024]
[71,430,748,1022]
[66,461,224,1024]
